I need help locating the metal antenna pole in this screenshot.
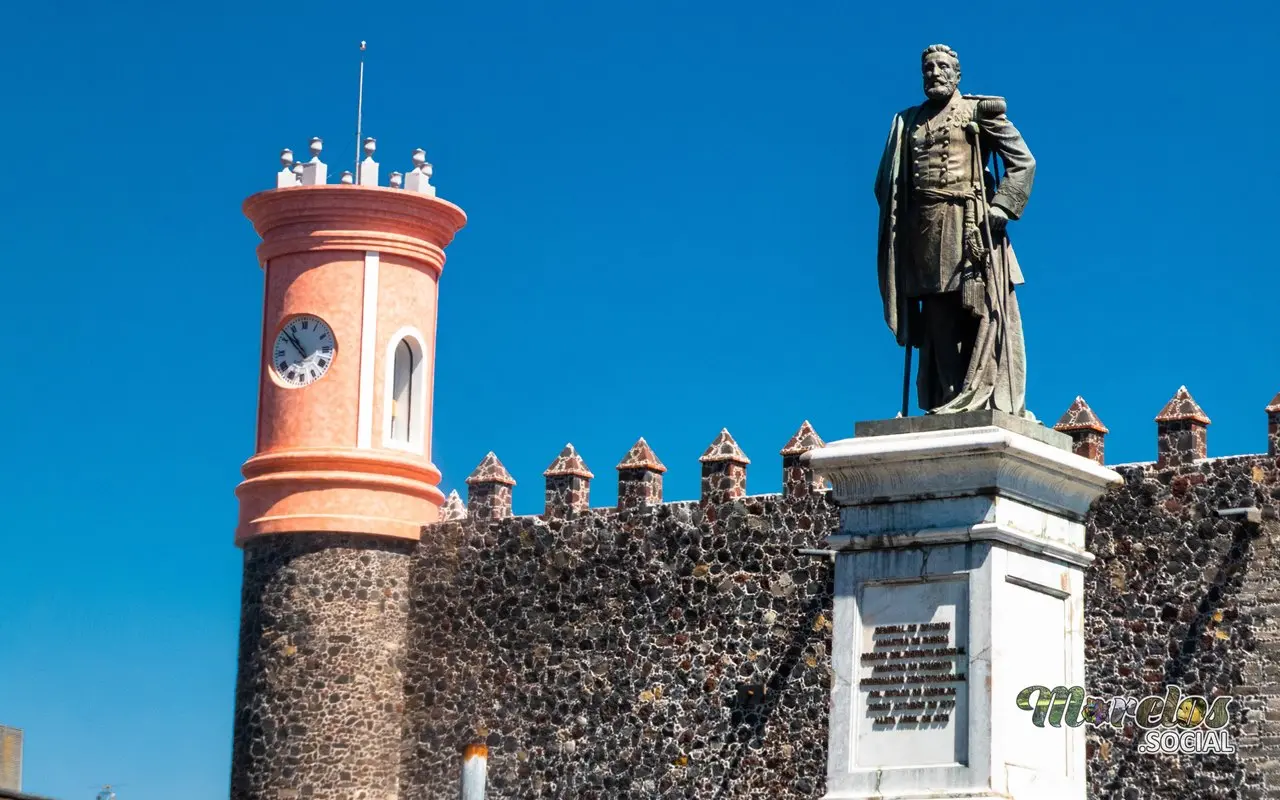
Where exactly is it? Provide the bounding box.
[355,41,367,180]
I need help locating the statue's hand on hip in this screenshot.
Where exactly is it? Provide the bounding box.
[988,205,1009,231]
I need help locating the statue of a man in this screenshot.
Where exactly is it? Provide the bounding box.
[875,44,1036,416]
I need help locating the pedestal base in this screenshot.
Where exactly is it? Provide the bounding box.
[804,420,1120,800]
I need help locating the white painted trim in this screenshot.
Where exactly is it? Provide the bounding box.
[254,264,269,453]
[356,251,380,448]
[426,280,440,459]
[826,522,1095,569]
[381,325,429,455]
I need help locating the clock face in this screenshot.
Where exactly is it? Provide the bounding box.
[271,314,336,387]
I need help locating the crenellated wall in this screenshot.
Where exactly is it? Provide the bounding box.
[400,427,837,799]
[1083,455,1279,798]
[1073,390,1280,799]
[385,389,1280,799]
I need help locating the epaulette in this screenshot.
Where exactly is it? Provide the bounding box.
[963,94,1007,118]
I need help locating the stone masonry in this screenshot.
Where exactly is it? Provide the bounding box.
[231,533,415,800]
[1155,386,1211,468]
[1076,388,1280,799]
[402,426,836,799]
[1057,396,1110,465]
[617,438,666,510]
[543,444,594,519]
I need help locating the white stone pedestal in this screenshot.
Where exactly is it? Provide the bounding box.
[803,415,1120,800]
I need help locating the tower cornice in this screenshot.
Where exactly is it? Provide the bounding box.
[243,185,467,274]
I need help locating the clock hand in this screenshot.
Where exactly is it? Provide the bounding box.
[284,331,307,359]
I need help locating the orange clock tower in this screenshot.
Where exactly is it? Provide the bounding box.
[230,138,465,800]
[235,140,464,540]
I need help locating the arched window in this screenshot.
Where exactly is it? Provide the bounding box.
[390,339,415,442]
[383,329,427,452]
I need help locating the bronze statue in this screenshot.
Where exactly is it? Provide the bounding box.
[875,44,1036,417]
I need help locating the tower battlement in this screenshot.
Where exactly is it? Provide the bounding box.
[273,136,439,194]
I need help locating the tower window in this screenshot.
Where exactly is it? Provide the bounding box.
[390,339,415,442]
[383,329,427,452]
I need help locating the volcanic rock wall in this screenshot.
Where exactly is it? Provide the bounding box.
[400,429,838,799]
[231,533,415,800]
[1081,390,1280,798]
[393,391,1280,799]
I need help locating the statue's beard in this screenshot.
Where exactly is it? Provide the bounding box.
[924,83,955,101]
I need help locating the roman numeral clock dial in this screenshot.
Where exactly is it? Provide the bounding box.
[271,314,336,388]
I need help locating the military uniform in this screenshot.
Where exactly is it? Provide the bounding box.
[874,91,1036,416]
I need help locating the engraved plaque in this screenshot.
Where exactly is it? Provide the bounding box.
[854,579,968,768]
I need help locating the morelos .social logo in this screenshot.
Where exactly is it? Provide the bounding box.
[1015,685,1235,755]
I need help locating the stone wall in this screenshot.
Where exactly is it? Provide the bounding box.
[1083,454,1280,799]
[387,391,1280,798]
[400,487,837,798]
[231,533,415,800]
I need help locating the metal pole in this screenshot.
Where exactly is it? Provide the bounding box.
[355,41,366,180]
[460,742,488,800]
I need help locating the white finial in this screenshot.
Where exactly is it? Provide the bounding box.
[277,148,299,187]
[390,171,403,188]
[358,137,380,186]
[292,162,304,178]
[340,170,354,184]
[300,137,328,185]
[404,148,436,196]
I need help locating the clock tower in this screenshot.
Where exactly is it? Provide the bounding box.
[230,139,465,800]
[236,140,464,541]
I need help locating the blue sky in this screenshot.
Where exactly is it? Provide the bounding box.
[1,2,1276,798]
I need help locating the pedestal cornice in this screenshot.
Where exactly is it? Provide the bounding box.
[803,425,1121,522]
